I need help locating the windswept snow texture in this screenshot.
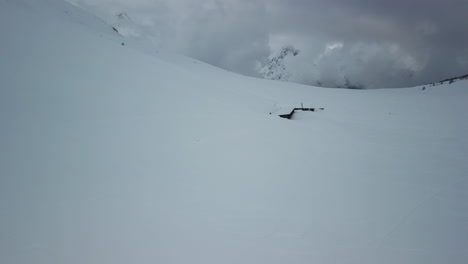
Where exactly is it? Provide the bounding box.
[1,1,468,263]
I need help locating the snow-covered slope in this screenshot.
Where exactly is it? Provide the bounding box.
[1,1,468,263]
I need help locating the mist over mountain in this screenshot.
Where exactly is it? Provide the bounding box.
[67,0,468,88]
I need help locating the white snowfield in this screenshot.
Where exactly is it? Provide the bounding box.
[1,0,468,263]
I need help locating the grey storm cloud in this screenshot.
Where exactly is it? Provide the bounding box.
[70,0,468,88]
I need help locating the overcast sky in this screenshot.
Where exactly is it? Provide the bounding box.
[71,0,468,88]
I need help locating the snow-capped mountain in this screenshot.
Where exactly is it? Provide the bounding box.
[1,1,467,264]
[258,45,300,81]
[109,10,142,38]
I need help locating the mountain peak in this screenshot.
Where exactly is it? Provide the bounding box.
[258,45,300,81]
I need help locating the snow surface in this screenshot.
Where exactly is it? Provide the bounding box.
[1,0,468,263]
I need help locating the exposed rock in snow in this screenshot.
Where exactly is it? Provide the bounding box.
[258,45,300,81]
